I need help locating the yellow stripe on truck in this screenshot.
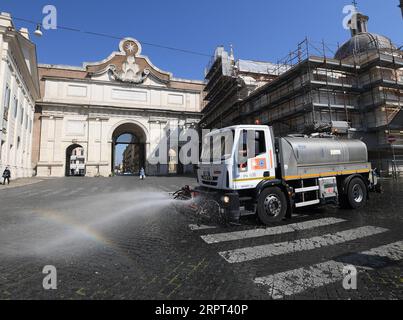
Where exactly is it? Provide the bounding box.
[284,169,370,181]
[233,169,370,183]
[233,176,276,183]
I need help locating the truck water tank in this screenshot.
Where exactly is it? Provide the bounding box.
[278,137,370,180]
[280,137,368,166]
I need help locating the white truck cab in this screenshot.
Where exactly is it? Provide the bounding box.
[198,125,276,191]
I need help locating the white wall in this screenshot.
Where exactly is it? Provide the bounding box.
[42,78,201,113]
[0,47,35,179]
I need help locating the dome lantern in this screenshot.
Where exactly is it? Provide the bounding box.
[335,8,397,60]
[349,11,369,36]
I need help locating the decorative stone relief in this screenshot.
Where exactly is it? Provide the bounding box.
[108,39,150,84]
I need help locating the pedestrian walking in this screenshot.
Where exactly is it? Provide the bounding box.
[139,167,146,180]
[2,167,11,185]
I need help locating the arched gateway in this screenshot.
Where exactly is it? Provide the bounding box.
[112,123,146,175]
[34,37,203,177]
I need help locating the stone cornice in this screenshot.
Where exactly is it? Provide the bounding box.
[40,115,64,120]
[39,76,203,94]
[3,32,40,101]
[36,101,202,118]
[4,54,37,106]
[87,116,110,121]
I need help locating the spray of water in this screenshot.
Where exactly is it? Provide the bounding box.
[0,189,176,258]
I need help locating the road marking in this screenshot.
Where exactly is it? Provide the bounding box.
[63,187,85,197]
[46,188,69,196]
[219,226,388,263]
[24,189,54,197]
[201,218,346,244]
[254,240,403,299]
[189,224,217,231]
[63,190,77,197]
[10,189,35,196]
[291,214,309,218]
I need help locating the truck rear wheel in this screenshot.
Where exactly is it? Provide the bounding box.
[257,187,287,225]
[346,177,367,209]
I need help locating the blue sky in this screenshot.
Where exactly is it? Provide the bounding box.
[2,1,402,80]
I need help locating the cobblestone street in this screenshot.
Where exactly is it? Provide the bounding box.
[0,177,402,300]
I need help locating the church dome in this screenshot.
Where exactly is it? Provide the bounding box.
[335,32,397,60]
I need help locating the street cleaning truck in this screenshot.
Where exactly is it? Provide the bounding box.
[191,125,379,225]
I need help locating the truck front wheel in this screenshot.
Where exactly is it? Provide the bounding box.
[345,177,367,209]
[257,187,287,225]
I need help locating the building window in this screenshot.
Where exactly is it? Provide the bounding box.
[0,140,4,161]
[3,85,11,121]
[14,98,19,118]
[20,107,24,125]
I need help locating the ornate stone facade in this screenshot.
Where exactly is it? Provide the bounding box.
[34,38,204,177]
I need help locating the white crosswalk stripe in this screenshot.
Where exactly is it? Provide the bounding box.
[45,188,69,197]
[189,224,217,231]
[63,190,77,197]
[254,241,403,299]
[219,226,388,263]
[291,214,309,219]
[11,190,34,196]
[24,189,54,197]
[201,218,346,244]
[63,187,85,197]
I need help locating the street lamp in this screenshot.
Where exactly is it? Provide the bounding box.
[34,24,43,37]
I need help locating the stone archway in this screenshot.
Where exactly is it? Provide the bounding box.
[65,144,86,177]
[111,123,147,176]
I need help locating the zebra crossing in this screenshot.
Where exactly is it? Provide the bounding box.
[219,226,388,263]
[254,241,403,299]
[188,217,403,299]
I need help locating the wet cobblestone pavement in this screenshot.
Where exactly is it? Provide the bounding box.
[0,177,402,300]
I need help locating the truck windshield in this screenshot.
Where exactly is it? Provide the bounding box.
[201,130,234,163]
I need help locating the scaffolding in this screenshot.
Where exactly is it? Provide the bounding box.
[201,34,403,175]
[231,38,403,175]
[202,47,277,129]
